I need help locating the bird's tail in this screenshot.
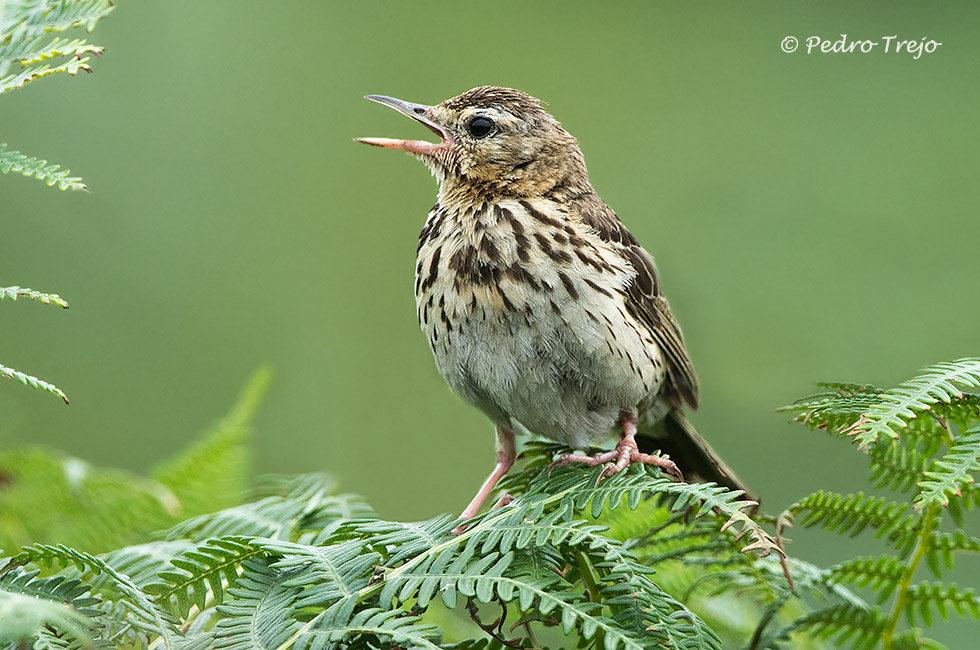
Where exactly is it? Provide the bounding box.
[637,411,757,503]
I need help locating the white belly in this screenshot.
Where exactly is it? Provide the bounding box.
[414,198,667,447]
[421,279,666,448]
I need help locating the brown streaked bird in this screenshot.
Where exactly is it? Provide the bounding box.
[356,86,751,527]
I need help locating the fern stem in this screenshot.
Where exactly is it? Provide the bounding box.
[880,504,939,650]
[576,551,600,601]
[575,551,605,650]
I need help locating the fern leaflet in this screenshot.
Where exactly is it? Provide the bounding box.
[845,359,980,449]
[915,428,980,510]
[0,362,69,403]
[0,285,69,307]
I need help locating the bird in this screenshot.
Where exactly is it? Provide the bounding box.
[356,86,751,526]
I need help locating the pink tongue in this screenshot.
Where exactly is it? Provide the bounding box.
[354,137,443,155]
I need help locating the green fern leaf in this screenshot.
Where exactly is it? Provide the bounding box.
[829,555,905,601]
[0,590,95,649]
[254,472,379,533]
[902,582,980,626]
[164,476,367,542]
[779,382,885,435]
[0,562,102,618]
[256,538,380,613]
[0,285,69,307]
[787,491,917,548]
[846,359,980,449]
[890,630,950,650]
[0,448,180,553]
[0,35,100,71]
[602,564,721,649]
[294,605,443,650]
[353,500,716,649]
[153,367,271,519]
[346,514,457,565]
[787,602,886,650]
[2,0,115,189]
[0,557,116,647]
[924,530,980,578]
[212,557,302,650]
[377,548,631,647]
[931,394,980,436]
[145,537,264,619]
[0,53,96,94]
[915,428,980,510]
[71,541,198,647]
[869,439,931,494]
[4,0,115,36]
[12,543,181,645]
[509,460,779,557]
[0,362,69,403]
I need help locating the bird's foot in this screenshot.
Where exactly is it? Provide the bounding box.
[550,436,683,483]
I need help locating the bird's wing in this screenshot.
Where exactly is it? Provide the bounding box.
[571,194,700,410]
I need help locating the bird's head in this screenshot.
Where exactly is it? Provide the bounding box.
[356,86,591,199]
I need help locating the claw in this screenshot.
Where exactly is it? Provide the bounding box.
[549,412,685,484]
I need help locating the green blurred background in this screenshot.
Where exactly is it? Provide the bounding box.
[2,1,978,642]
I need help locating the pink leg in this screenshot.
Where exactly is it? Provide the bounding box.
[453,426,516,534]
[550,412,683,481]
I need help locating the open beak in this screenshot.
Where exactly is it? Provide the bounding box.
[355,95,451,156]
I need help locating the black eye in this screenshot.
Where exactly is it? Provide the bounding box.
[467,116,495,138]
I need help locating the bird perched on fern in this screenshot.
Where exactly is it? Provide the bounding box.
[357,86,750,525]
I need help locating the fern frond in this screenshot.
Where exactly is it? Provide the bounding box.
[345,514,457,565]
[0,46,97,91]
[846,359,980,449]
[164,490,370,543]
[0,285,69,307]
[930,393,980,430]
[601,561,722,649]
[379,548,642,649]
[0,362,69,403]
[145,537,264,619]
[781,555,870,608]
[890,629,949,650]
[4,0,115,37]
[0,35,100,71]
[786,602,886,650]
[363,500,716,649]
[902,582,980,626]
[213,558,302,650]
[256,538,380,613]
[787,491,916,548]
[67,540,195,647]
[294,606,443,650]
[924,530,980,578]
[0,448,184,553]
[898,416,955,457]
[12,543,181,644]
[512,459,779,557]
[0,563,101,618]
[829,555,905,601]
[0,590,95,649]
[1,0,115,188]
[780,383,885,434]
[870,439,931,494]
[915,428,980,510]
[680,553,804,609]
[153,368,270,519]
